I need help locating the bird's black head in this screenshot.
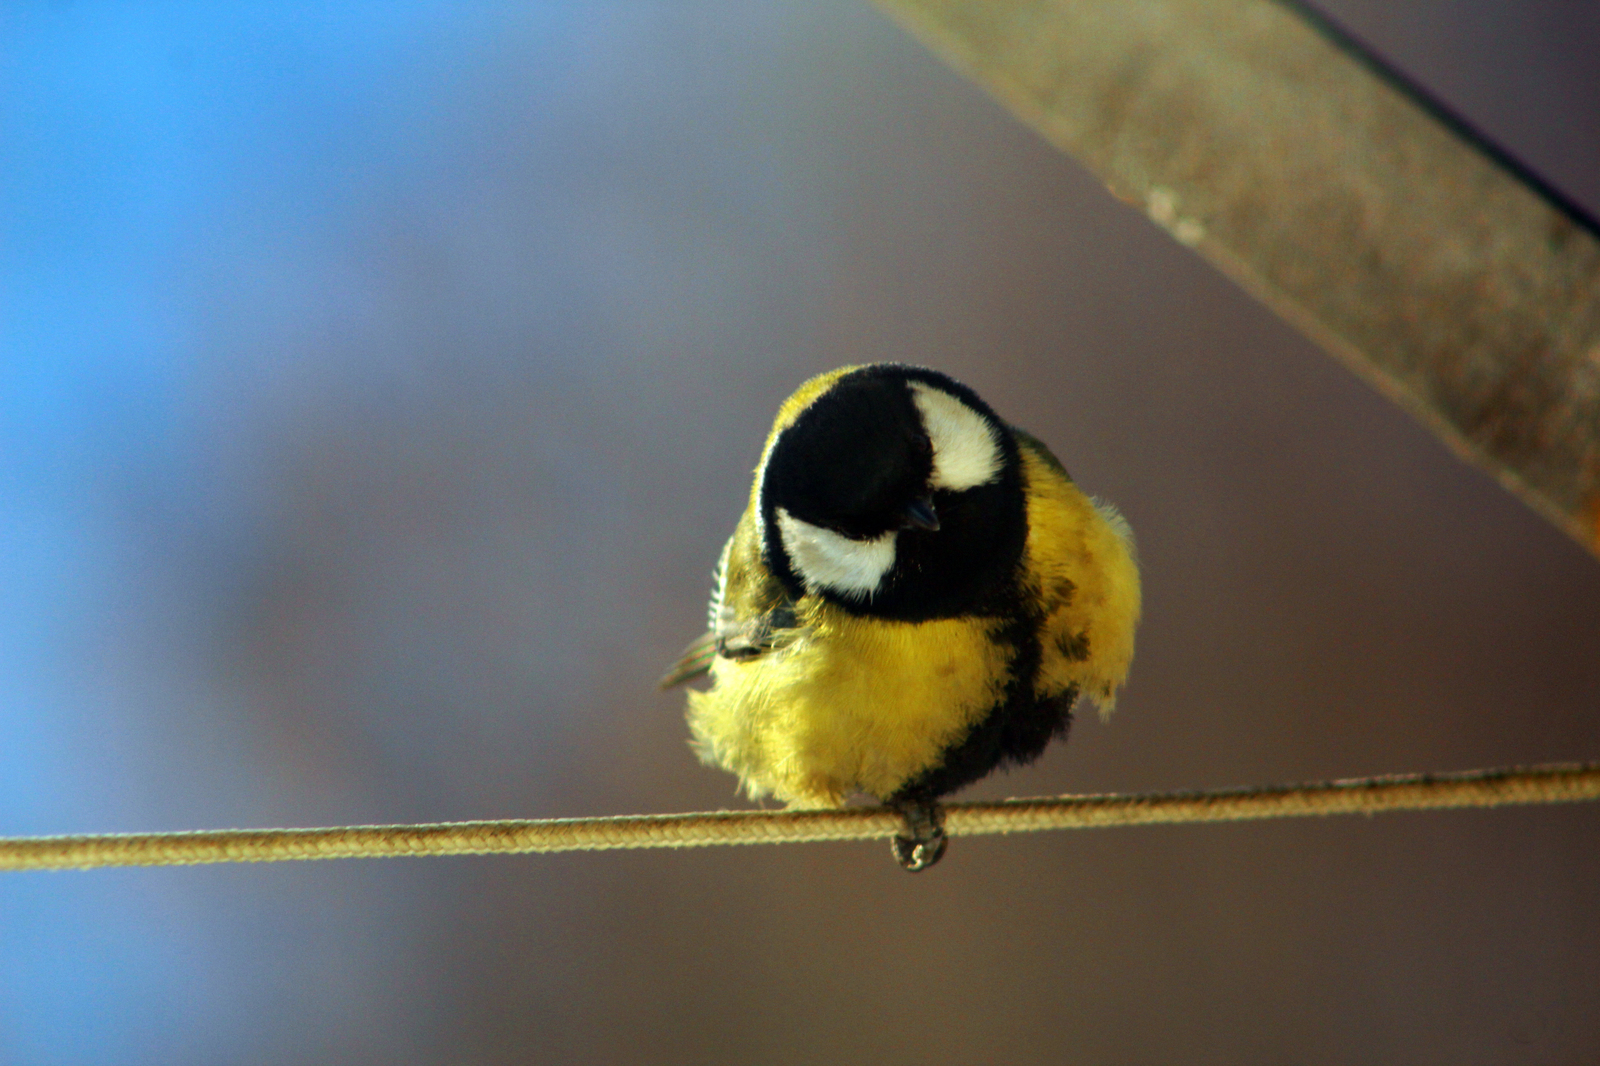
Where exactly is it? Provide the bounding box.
[757,364,1027,621]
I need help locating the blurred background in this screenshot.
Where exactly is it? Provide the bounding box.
[2,2,1597,1062]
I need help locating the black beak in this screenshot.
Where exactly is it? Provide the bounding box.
[901,496,940,532]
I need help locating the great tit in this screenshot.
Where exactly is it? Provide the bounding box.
[662,364,1140,869]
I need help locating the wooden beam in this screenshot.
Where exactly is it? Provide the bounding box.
[876,0,1600,558]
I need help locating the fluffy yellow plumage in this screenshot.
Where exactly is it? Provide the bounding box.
[665,364,1139,865]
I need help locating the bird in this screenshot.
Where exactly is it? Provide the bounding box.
[661,364,1140,869]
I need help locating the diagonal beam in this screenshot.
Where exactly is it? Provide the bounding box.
[875,0,1600,558]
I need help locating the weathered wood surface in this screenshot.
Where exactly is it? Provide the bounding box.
[876,0,1600,558]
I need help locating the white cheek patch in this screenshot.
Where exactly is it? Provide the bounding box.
[909,382,1002,490]
[775,507,896,600]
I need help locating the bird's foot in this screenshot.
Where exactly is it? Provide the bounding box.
[889,799,947,872]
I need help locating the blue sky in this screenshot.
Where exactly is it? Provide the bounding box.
[2,8,513,1059]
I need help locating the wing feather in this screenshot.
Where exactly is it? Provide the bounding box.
[658,631,719,689]
[660,510,798,688]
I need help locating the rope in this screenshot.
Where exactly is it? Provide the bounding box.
[2,761,1595,872]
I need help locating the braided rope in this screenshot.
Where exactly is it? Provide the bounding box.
[3,762,1595,872]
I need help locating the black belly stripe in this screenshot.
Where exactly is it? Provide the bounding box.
[887,596,1077,804]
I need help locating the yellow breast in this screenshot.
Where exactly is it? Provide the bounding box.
[687,606,1010,807]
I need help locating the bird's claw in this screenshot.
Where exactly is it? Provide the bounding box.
[890,800,947,872]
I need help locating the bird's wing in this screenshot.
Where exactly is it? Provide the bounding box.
[658,630,720,689]
[659,512,797,689]
[1009,425,1072,480]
